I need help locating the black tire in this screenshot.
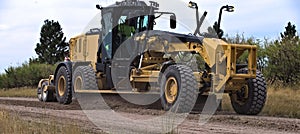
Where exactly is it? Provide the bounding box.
[41,81,55,102]
[73,66,98,91]
[230,69,267,115]
[55,66,72,104]
[160,65,198,113]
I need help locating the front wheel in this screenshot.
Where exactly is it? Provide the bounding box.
[55,66,72,104]
[230,69,267,115]
[160,65,198,113]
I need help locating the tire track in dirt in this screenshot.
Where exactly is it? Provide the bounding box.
[0,96,299,134]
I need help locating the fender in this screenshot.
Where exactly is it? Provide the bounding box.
[160,60,176,74]
[158,60,176,82]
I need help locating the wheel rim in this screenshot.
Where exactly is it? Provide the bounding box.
[164,77,178,104]
[41,82,48,101]
[58,76,66,96]
[74,77,82,91]
[232,85,249,105]
[37,91,42,100]
[42,88,47,100]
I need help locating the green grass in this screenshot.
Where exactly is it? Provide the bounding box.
[222,86,300,118]
[0,109,86,134]
[0,88,36,97]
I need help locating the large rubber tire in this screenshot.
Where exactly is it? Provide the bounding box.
[160,65,198,113]
[230,69,267,115]
[73,66,98,91]
[41,81,55,102]
[55,66,72,104]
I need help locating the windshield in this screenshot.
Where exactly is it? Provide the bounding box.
[102,12,113,36]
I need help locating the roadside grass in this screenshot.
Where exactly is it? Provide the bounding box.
[0,109,88,134]
[222,86,300,118]
[0,88,36,97]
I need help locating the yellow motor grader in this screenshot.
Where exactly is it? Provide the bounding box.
[37,0,266,114]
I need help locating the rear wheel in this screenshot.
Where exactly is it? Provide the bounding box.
[73,66,98,91]
[160,65,197,113]
[230,69,267,115]
[55,66,72,104]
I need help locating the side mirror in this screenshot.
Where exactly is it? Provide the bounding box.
[170,15,176,29]
[96,5,103,10]
[225,5,234,12]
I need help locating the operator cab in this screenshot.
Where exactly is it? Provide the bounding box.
[98,1,156,61]
[96,0,176,89]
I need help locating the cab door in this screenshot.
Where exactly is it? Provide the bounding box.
[96,11,114,89]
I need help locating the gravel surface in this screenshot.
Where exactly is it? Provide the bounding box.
[0,95,299,134]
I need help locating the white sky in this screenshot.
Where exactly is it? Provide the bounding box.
[0,0,299,73]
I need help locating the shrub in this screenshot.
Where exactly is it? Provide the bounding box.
[0,63,56,89]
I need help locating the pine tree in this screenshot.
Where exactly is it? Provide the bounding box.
[281,22,297,40]
[265,22,300,85]
[35,19,69,64]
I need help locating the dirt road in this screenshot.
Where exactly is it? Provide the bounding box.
[0,95,299,134]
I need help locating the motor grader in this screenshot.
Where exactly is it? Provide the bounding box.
[37,0,267,114]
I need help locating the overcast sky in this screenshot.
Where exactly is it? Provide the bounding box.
[0,0,299,73]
